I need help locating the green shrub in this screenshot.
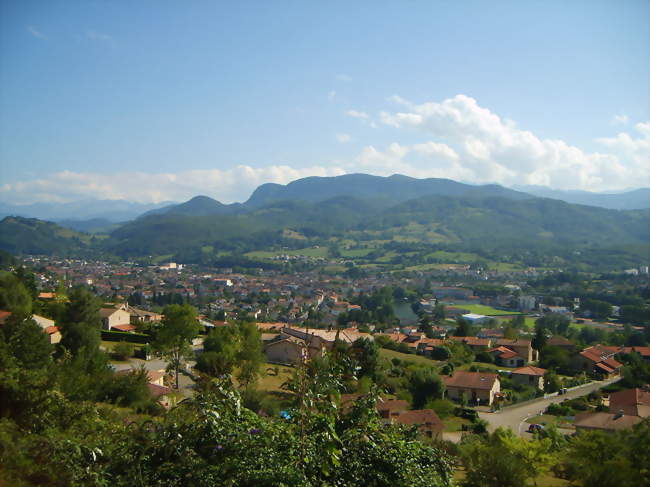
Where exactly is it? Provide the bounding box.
[112,341,135,361]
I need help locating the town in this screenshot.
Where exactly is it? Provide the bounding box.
[1,251,648,486]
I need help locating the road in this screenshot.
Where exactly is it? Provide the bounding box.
[478,377,621,436]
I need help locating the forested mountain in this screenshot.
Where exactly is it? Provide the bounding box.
[245,173,533,207]
[1,174,648,268]
[0,217,93,256]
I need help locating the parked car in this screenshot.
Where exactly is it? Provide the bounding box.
[527,423,545,433]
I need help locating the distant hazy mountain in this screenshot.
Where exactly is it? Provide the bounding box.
[245,173,533,207]
[513,186,650,210]
[140,195,245,218]
[0,199,176,222]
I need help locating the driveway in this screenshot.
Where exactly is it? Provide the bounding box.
[478,377,621,436]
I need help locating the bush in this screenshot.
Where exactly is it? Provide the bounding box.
[101,329,150,343]
[475,351,494,364]
[112,341,135,361]
[426,398,456,418]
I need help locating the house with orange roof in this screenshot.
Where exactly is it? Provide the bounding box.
[511,365,547,390]
[575,344,623,378]
[443,370,501,406]
[609,388,650,418]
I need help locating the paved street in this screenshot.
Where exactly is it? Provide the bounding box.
[478,377,621,436]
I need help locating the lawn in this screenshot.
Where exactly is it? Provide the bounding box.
[460,304,521,316]
[457,362,501,372]
[378,348,439,367]
[443,416,471,432]
[256,363,295,393]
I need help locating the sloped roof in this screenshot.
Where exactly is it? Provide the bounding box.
[574,412,641,431]
[444,371,499,390]
[512,366,546,376]
[394,409,443,427]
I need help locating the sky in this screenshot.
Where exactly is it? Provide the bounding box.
[0,0,648,204]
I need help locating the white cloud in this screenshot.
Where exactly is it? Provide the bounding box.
[0,165,347,205]
[611,114,629,125]
[377,94,650,190]
[346,109,368,119]
[26,25,46,40]
[328,90,337,101]
[336,74,352,82]
[86,30,113,43]
[336,133,351,143]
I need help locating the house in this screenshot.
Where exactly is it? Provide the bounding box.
[264,334,324,364]
[576,345,623,377]
[339,396,443,439]
[495,338,536,362]
[443,371,501,406]
[392,409,444,440]
[449,336,492,351]
[620,346,650,363]
[511,366,546,391]
[100,305,132,330]
[608,388,650,418]
[32,314,62,344]
[126,305,162,324]
[488,345,526,367]
[574,411,641,433]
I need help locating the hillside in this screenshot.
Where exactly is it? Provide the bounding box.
[0,216,93,256]
[139,195,245,218]
[245,173,533,207]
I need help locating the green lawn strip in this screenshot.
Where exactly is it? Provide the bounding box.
[442,416,471,432]
[378,348,439,367]
[456,362,501,372]
[460,304,521,316]
[255,363,295,393]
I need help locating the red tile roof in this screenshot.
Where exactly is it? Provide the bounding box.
[512,366,546,376]
[444,371,499,390]
[394,409,443,427]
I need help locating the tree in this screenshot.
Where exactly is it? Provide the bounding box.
[432,303,446,323]
[236,321,264,389]
[153,304,200,389]
[532,323,547,351]
[198,325,240,377]
[461,427,555,487]
[59,287,102,357]
[581,299,613,321]
[350,337,379,378]
[408,367,445,409]
[0,272,32,325]
[454,317,473,337]
[8,319,53,369]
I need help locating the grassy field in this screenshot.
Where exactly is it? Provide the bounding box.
[245,247,328,259]
[378,348,439,367]
[256,363,295,393]
[443,416,471,432]
[459,304,521,316]
[525,414,575,429]
[457,362,501,372]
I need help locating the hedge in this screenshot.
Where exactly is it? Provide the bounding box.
[101,329,151,344]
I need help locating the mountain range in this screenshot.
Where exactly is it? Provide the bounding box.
[0,174,648,270]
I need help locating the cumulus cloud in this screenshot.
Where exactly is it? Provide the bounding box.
[336,133,351,143]
[0,165,347,205]
[378,94,649,190]
[346,109,369,119]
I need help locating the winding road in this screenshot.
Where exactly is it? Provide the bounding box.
[478,377,621,436]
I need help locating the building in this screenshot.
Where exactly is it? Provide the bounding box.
[495,338,537,362]
[443,371,501,406]
[574,411,641,433]
[608,388,650,418]
[100,305,132,331]
[517,295,536,312]
[511,366,547,391]
[32,314,62,344]
[576,345,623,377]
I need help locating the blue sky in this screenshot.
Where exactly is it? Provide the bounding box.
[1,0,648,204]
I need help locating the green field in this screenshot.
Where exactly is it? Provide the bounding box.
[378,348,439,367]
[256,363,295,393]
[459,304,521,316]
